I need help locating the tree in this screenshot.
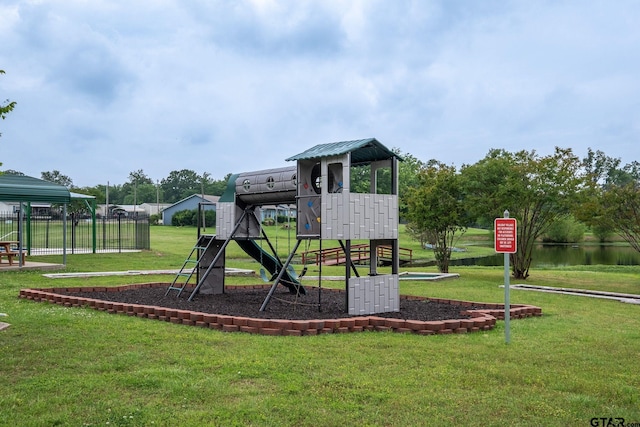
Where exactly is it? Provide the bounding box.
[600,179,640,253]
[578,149,640,252]
[160,169,202,203]
[104,183,125,205]
[123,182,157,205]
[405,221,431,249]
[0,69,16,138]
[1,69,16,169]
[397,150,425,221]
[206,173,232,196]
[575,149,621,238]
[128,169,153,186]
[122,170,156,205]
[40,170,87,216]
[349,148,424,221]
[73,186,106,204]
[461,148,583,279]
[406,160,468,273]
[41,170,73,188]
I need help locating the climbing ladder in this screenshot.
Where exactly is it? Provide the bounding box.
[165,234,216,297]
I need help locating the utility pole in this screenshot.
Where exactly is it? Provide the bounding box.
[133,180,137,218]
[105,181,109,217]
[201,172,210,232]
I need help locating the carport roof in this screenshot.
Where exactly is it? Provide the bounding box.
[0,174,71,203]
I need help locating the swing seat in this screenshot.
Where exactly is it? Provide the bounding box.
[286,264,308,280]
[259,268,272,282]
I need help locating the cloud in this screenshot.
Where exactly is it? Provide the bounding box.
[0,0,639,187]
[50,42,132,106]
[198,1,346,58]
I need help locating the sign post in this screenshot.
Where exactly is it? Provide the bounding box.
[495,211,517,344]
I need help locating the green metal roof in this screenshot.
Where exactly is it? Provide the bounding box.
[0,174,71,203]
[70,191,96,200]
[285,138,402,165]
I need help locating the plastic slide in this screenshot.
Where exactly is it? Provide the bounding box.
[235,239,305,294]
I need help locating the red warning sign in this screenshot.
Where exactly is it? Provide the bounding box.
[495,218,517,253]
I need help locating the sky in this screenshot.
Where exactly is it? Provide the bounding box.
[1,0,639,188]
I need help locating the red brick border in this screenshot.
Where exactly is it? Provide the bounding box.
[18,283,542,336]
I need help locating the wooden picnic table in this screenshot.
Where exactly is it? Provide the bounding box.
[0,241,25,266]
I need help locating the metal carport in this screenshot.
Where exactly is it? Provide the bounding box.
[0,174,76,267]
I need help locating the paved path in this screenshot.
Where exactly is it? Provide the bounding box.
[43,268,255,278]
[510,284,640,304]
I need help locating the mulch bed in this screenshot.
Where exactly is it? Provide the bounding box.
[59,284,488,321]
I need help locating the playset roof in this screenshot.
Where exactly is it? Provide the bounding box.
[285,138,401,165]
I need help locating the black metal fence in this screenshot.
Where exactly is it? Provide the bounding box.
[0,212,150,255]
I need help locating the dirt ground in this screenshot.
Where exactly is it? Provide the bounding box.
[61,284,487,321]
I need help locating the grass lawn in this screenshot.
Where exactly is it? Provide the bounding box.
[1,226,639,426]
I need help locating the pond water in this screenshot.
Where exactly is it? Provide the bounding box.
[451,244,640,267]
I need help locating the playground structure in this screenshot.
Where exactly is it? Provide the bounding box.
[166,138,402,315]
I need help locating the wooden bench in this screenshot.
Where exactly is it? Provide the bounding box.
[0,250,26,266]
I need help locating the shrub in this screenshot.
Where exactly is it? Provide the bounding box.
[542,215,586,243]
[262,217,276,226]
[591,223,614,242]
[150,214,161,225]
[171,209,194,227]
[276,215,295,224]
[171,209,216,227]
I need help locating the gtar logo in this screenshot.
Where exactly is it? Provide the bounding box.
[590,418,625,427]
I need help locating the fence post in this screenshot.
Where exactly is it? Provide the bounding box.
[63,205,67,264]
[91,200,97,254]
[119,213,123,253]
